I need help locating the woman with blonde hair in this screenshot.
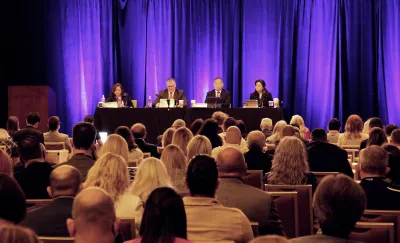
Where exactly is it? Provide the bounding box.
[266,120,287,144]
[337,115,369,147]
[162,128,175,148]
[160,145,188,195]
[100,134,129,161]
[115,126,143,161]
[187,135,212,160]
[0,224,40,243]
[0,129,19,164]
[0,149,12,176]
[290,115,310,139]
[266,136,316,192]
[171,127,193,156]
[84,153,143,226]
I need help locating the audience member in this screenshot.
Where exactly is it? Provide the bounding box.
[337,114,369,147]
[281,125,309,146]
[131,123,160,158]
[43,116,72,153]
[391,129,400,148]
[0,174,26,224]
[184,155,254,243]
[306,129,353,177]
[84,153,143,227]
[290,115,310,139]
[359,117,385,149]
[244,131,272,175]
[359,145,400,210]
[219,117,248,151]
[0,149,12,176]
[385,124,398,142]
[6,116,19,138]
[212,126,248,157]
[260,118,273,139]
[266,120,287,144]
[172,119,186,129]
[21,165,82,236]
[126,187,192,243]
[383,144,400,186]
[14,138,54,198]
[198,118,223,149]
[172,127,193,156]
[162,128,175,148]
[67,187,118,243]
[237,120,248,139]
[363,118,371,134]
[83,115,104,146]
[250,235,290,243]
[266,137,317,192]
[188,119,204,135]
[59,122,96,180]
[211,111,229,133]
[0,224,40,243]
[0,129,19,164]
[364,127,388,148]
[131,157,174,202]
[327,118,341,143]
[101,134,129,161]
[161,145,188,195]
[115,126,143,161]
[216,147,284,236]
[13,112,44,145]
[292,174,366,242]
[187,135,212,161]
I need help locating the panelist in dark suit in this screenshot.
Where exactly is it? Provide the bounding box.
[106,83,133,107]
[13,112,44,145]
[205,77,231,108]
[249,79,273,108]
[153,78,188,107]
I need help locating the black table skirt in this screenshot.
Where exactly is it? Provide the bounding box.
[94,108,284,144]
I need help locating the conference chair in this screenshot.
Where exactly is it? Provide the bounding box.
[26,199,53,212]
[362,210,400,242]
[243,170,264,190]
[44,142,65,151]
[38,237,74,243]
[311,171,339,185]
[127,159,139,167]
[267,191,299,238]
[345,148,359,163]
[45,150,69,164]
[119,217,136,241]
[128,167,137,181]
[250,221,259,237]
[143,152,151,158]
[265,184,312,236]
[350,222,395,243]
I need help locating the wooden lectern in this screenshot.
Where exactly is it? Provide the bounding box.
[8,86,57,133]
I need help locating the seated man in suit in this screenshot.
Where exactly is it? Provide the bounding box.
[153,78,188,107]
[131,123,159,158]
[58,122,96,181]
[13,112,44,145]
[216,147,284,236]
[44,116,72,153]
[306,128,353,178]
[359,145,400,210]
[359,117,384,150]
[292,174,366,243]
[244,131,272,175]
[205,77,231,108]
[21,165,82,236]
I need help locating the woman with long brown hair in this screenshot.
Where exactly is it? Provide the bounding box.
[106,83,133,107]
[338,114,369,147]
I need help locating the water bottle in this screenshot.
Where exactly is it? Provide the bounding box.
[147,96,152,108]
[101,95,105,103]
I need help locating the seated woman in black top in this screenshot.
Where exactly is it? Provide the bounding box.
[106,83,133,107]
[249,79,273,108]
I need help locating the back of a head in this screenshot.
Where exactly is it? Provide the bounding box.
[345,114,363,136]
[392,129,400,145]
[367,127,388,147]
[369,117,384,130]
[0,129,9,139]
[48,116,60,131]
[311,128,327,142]
[140,187,187,243]
[186,155,218,198]
[272,120,287,135]
[18,137,43,162]
[189,119,204,135]
[172,119,186,129]
[187,135,212,160]
[83,115,94,123]
[72,122,96,150]
[250,235,290,243]
[0,224,40,243]
[171,127,193,155]
[131,123,146,139]
[0,149,12,176]
[260,118,273,131]
[162,128,176,148]
[281,125,296,138]
[161,144,187,172]
[328,118,341,131]
[290,115,305,128]
[247,131,266,150]
[223,117,237,131]
[236,120,247,137]
[6,116,19,134]
[385,124,399,137]
[225,126,242,144]
[211,111,228,126]
[360,145,389,176]
[50,165,82,198]
[115,126,137,151]
[382,144,400,158]
[26,112,40,126]
[0,174,26,224]
[216,147,246,177]
[199,119,219,137]
[101,134,129,162]
[314,174,366,238]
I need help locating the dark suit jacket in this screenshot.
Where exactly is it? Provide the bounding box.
[58,154,95,181]
[106,93,133,107]
[216,178,284,236]
[244,148,272,175]
[360,177,400,210]
[153,89,188,107]
[13,125,44,145]
[135,138,160,158]
[20,197,74,236]
[359,139,368,150]
[306,141,354,178]
[249,90,273,108]
[204,89,231,108]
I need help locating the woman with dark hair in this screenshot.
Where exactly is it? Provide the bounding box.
[198,119,223,149]
[249,79,273,108]
[237,120,247,139]
[366,127,388,147]
[189,119,204,135]
[126,187,192,243]
[115,126,143,161]
[106,83,133,107]
[6,116,19,138]
[0,174,26,224]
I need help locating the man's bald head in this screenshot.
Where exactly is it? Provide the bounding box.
[216,147,247,177]
[225,126,242,145]
[131,123,146,139]
[49,165,82,198]
[247,131,266,150]
[282,125,296,137]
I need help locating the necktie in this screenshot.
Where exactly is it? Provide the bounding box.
[217,91,221,98]
[169,92,173,99]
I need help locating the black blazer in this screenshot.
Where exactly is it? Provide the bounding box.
[20,197,74,236]
[244,148,272,175]
[360,177,400,210]
[249,90,273,108]
[106,93,133,107]
[135,138,160,158]
[205,89,232,108]
[153,89,188,107]
[13,126,44,145]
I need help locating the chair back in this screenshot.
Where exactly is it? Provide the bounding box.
[118,217,136,241]
[350,222,395,243]
[345,148,359,163]
[311,171,339,185]
[143,152,151,158]
[362,210,400,243]
[46,150,69,164]
[250,221,259,237]
[265,184,312,236]
[267,191,299,238]
[128,167,137,181]
[243,170,264,190]
[26,199,53,212]
[127,159,138,167]
[38,237,74,243]
[44,142,66,150]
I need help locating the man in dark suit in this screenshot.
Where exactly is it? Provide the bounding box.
[13,112,44,145]
[359,145,400,210]
[244,131,272,175]
[359,117,384,150]
[21,165,82,236]
[306,128,353,178]
[205,77,231,108]
[58,122,96,181]
[216,147,284,236]
[131,123,160,158]
[153,78,188,107]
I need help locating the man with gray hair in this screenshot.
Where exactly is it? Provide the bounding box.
[260,118,273,138]
[359,145,400,210]
[244,131,272,174]
[212,126,248,158]
[153,78,188,107]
